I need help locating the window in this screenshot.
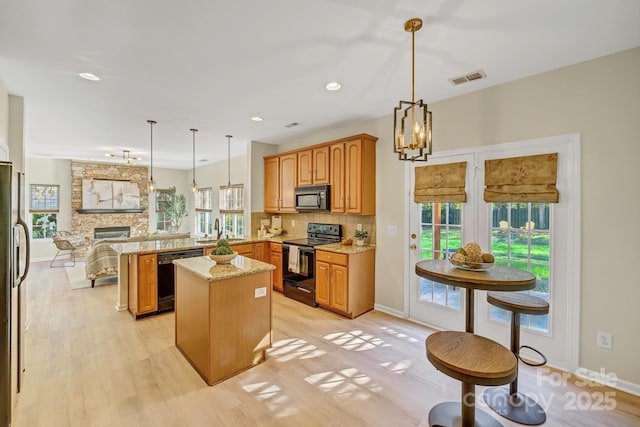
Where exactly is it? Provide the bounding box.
[195,187,212,236]
[490,202,551,332]
[418,201,462,310]
[155,189,172,232]
[30,184,59,239]
[219,184,244,238]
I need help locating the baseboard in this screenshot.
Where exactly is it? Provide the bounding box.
[373,303,406,319]
[576,366,640,397]
[115,303,128,312]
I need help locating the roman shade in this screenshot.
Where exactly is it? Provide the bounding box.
[484,153,559,203]
[414,161,467,203]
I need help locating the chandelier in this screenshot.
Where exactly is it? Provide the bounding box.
[393,18,432,162]
[105,149,141,165]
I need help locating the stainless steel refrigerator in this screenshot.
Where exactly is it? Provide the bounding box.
[1,161,30,426]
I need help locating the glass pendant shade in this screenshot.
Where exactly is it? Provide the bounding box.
[147,119,157,192]
[190,128,198,193]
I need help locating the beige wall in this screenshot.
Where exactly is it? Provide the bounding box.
[267,48,640,387]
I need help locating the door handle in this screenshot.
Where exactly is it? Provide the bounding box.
[410,244,417,250]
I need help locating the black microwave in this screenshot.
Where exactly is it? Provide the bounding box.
[295,185,330,211]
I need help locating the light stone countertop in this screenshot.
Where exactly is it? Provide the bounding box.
[173,255,275,282]
[110,234,304,255]
[315,243,376,254]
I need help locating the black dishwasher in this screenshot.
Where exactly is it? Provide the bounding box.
[157,248,203,313]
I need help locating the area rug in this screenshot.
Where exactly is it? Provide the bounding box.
[66,262,117,290]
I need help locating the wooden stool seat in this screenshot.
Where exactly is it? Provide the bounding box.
[483,291,549,425]
[426,331,517,386]
[426,331,517,426]
[487,291,549,316]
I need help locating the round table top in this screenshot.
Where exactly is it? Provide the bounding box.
[415,259,536,292]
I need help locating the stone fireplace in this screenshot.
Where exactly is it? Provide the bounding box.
[71,161,149,242]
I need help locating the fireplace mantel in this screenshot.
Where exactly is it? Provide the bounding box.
[76,209,145,214]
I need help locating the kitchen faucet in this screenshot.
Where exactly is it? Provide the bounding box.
[214,218,222,239]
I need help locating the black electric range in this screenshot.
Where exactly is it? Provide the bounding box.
[281,223,342,306]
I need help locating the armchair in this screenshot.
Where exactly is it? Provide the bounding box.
[50,231,90,268]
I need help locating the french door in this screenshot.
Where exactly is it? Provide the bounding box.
[408,153,475,331]
[408,134,580,371]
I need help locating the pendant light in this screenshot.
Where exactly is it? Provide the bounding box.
[147,119,157,192]
[224,135,232,187]
[190,128,198,192]
[393,18,433,162]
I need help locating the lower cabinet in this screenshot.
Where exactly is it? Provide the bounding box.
[129,253,158,317]
[233,243,255,259]
[269,243,283,292]
[254,242,269,262]
[315,249,375,318]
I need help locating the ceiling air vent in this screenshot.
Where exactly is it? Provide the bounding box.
[285,122,300,128]
[449,69,487,86]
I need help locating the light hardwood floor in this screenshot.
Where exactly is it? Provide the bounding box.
[13,262,640,426]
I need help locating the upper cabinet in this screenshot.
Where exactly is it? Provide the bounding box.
[264,153,297,213]
[297,146,330,186]
[331,135,377,215]
[264,133,377,215]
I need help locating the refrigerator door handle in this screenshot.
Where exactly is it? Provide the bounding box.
[14,218,30,288]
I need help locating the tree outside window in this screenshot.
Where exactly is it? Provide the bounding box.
[155,189,172,232]
[30,184,59,239]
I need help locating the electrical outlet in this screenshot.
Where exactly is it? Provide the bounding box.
[291,220,296,227]
[388,225,397,236]
[597,331,613,350]
[260,219,270,226]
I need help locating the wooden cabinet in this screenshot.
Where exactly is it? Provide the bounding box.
[265,133,376,215]
[233,243,255,259]
[297,146,330,186]
[175,266,272,386]
[254,242,269,262]
[315,249,375,318]
[264,153,297,213]
[129,253,158,317]
[330,135,377,214]
[269,242,283,292]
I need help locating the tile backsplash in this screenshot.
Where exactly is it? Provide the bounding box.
[251,212,375,244]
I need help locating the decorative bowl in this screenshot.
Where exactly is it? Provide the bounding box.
[269,228,283,236]
[448,254,494,271]
[209,251,238,264]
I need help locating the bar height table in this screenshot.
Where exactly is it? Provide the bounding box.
[416,259,536,426]
[415,259,536,333]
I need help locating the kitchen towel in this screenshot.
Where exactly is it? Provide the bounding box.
[288,245,300,274]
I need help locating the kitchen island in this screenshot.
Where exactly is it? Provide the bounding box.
[173,255,275,385]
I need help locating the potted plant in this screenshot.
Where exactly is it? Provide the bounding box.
[165,186,187,233]
[354,229,368,246]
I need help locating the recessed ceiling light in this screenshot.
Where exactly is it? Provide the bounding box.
[325,81,342,91]
[78,72,101,81]
[250,116,264,122]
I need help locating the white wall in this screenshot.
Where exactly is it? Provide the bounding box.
[248,140,277,214]
[0,77,8,158]
[264,48,640,388]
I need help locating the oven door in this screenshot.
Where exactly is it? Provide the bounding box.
[282,244,317,306]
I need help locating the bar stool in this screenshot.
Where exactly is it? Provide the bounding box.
[426,331,517,427]
[483,291,549,425]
